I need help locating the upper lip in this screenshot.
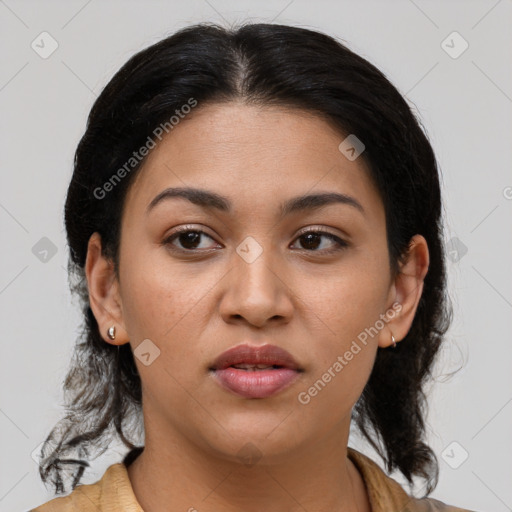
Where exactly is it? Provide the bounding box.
[210,343,302,371]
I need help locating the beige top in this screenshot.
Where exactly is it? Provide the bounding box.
[30,447,476,511]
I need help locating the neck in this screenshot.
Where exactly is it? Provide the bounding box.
[126,422,371,512]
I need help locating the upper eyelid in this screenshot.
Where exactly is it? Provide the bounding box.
[295,226,342,237]
[166,225,343,240]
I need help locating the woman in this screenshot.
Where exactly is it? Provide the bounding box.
[30,22,476,512]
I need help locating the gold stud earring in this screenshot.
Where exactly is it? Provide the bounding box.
[107,326,116,340]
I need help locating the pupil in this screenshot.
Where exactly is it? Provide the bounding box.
[180,232,200,249]
[302,233,320,250]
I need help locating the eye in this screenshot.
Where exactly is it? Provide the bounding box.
[163,226,220,252]
[162,226,348,255]
[291,228,348,254]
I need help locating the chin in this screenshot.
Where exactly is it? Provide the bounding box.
[197,418,309,465]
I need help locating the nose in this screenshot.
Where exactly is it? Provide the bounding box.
[218,244,294,328]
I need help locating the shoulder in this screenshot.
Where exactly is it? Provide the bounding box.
[29,479,102,512]
[29,462,143,511]
[347,447,478,512]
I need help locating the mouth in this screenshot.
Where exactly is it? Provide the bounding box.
[209,343,304,399]
[209,343,302,371]
[228,363,286,370]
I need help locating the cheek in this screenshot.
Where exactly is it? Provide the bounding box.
[120,265,208,410]
[296,313,378,424]
[298,261,388,344]
[119,244,202,339]
[119,251,217,386]
[292,264,385,409]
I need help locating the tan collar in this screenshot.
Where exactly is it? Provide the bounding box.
[347,447,472,512]
[348,446,416,511]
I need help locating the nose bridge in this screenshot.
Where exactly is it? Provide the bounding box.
[234,234,280,299]
[219,234,292,325]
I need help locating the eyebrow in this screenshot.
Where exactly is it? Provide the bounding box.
[145,187,365,218]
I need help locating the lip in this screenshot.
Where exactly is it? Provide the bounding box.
[211,343,302,371]
[209,343,303,399]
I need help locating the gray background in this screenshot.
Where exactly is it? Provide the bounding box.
[1,1,511,511]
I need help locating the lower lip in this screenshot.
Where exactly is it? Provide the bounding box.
[211,367,301,399]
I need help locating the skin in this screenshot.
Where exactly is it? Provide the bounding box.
[85,101,429,512]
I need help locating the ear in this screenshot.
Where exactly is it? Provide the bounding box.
[85,232,129,346]
[378,234,430,349]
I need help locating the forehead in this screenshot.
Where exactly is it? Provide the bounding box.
[124,102,383,222]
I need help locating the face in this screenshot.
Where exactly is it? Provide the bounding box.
[87,101,427,464]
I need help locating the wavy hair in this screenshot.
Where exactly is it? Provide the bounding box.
[37,21,453,498]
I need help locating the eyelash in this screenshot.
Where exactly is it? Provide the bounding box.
[163,226,348,255]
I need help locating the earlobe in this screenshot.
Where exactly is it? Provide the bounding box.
[378,234,430,349]
[85,232,129,346]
